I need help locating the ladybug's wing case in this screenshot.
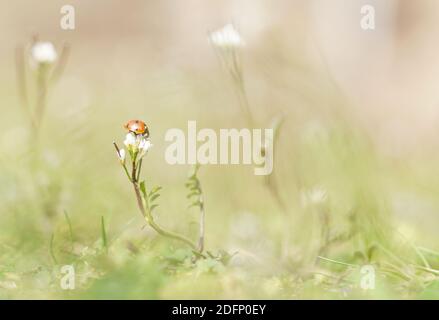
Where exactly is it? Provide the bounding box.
[124,120,149,136]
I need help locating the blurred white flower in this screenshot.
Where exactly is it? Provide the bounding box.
[209,24,245,48]
[301,186,328,207]
[123,132,152,159]
[31,42,58,65]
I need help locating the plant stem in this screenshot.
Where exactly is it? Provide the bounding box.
[15,46,37,130]
[132,181,198,251]
[35,64,48,134]
[197,193,205,253]
[130,157,199,252]
[112,142,132,181]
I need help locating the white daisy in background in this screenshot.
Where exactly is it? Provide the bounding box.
[208,24,245,48]
[30,42,58,66]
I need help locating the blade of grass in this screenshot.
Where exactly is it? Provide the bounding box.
[101,216,108,253]
[418,246,439,257]
[64,210,74,250]
[412,245,431,269]
[412,264,439,276]
[317,255,358,268]
[50,233,58,264]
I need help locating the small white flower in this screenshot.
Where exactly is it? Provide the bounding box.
[118,148,126,164]
[123,132,152,159]
[208,24,245,48]
[31,42,58,65]
[123,132,137,148]
[138,139,153,158]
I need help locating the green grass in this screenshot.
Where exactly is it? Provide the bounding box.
[1,53,439,300]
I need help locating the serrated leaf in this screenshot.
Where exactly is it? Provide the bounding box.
[150,186,162,195]
[188,201,201,209]
[149,193,160,203]
[187,191,200,199]
[186,181,197,188]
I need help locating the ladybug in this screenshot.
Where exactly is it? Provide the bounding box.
[124,120,149,137]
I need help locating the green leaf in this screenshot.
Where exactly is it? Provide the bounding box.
[187,191,200,199]
[149,193,160,203]
[63,210,74,247]
[139,181,147,198]
[188,201,201,209]
[150,186,162,195]
[150,204,159,212]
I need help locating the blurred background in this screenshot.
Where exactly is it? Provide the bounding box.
[1,0,439,299]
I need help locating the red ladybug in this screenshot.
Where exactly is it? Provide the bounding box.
[124,120,149,137]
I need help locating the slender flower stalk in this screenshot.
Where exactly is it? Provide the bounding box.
[35,64,49,129]
[15,37,69,141]
[209,24,286,210]
[15,46,36,130]
[14,38,70,228]
[114,128,201,253]
[209,24,254,127]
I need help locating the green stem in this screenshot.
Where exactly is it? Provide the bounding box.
[148,215,198,251]
[35,64,49,133]
[122,164,132,182]
[130,157,198,252]
[197,194,205,253]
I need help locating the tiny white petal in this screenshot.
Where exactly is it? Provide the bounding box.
[118,149,126,161]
